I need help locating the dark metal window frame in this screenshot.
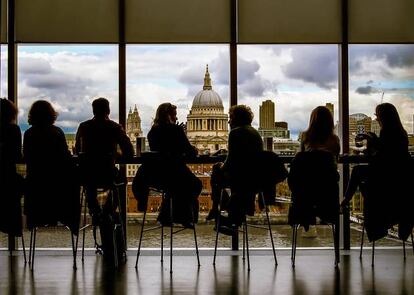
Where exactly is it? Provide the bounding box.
[2,0,353,251]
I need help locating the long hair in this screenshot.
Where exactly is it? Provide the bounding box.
[303,106,334,144]
[375,103,407,138]
[153,103,176,126]
[28,100,57,126]
[0,98,18,124]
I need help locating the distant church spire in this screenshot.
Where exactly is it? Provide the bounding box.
[203,64,212,90]
[134,104,138,112]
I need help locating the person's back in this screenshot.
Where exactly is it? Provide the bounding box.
[76,118,133,158]
[148,123,197,159]
[223,124,263,177]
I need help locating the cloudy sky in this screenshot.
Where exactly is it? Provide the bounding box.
[1,44,413,138]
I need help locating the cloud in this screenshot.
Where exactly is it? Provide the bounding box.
[282,46,338,89]
[355,86,375,95]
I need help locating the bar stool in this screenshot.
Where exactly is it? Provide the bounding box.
[213,188,278,271]
[135,187,200,274]
[75,181,126,268]
[28,226,77,270]
[359,222,414,266]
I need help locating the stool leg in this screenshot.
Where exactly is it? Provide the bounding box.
[161,225,164,263]
[71,232,77,270]
[403,240,406,260]
[135,211,147,268]
[213,191,223,266]
[21,234,27,264]
[292,225,298,267]
[169,196,173,274]
[191,205,200,267]
[242,223,245,261]
[359,224,365,259]
[261,192,277,266]
[31,228,37,271]
[371,240,375,267]
[28,229,33,266]
[411,232,414,256]
[81,192,88,262]
[244,222,250,271]
[332,223,339,267]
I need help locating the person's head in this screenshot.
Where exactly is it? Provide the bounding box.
[92,97,110,119]
[28,100,57,126]
[153,103,177,126]
[304,106,334,143]
[228,105,253,129]
[375,103,405,131]
[0,98,18,124]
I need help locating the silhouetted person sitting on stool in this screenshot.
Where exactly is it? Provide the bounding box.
[75,97,133,224]
[132,103,202,227]
[208,105,287,232]
[341,103,412,241]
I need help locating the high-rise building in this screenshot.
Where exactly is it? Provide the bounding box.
[259,100,275,129]
[186,65,228,153]
[258,99,290,139]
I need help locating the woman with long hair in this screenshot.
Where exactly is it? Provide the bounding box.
[134,102,201,227]
[341,103,412,242]
[342,102,409,206]
[301,106,340,157]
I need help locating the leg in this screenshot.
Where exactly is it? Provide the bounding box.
[190,202,200,267]
[344,165,369,202]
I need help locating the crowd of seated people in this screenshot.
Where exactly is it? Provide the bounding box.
[1,97,413,257]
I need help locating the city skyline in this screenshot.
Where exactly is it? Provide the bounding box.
[1,44,414,137]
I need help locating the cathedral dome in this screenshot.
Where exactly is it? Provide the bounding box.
[191,65,223,109]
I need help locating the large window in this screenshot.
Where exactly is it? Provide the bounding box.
[16,45,118,248]
[125,45,231,248]
[347,44,414,246]
[238,45,339,154]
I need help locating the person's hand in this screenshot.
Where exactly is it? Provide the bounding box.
[177,121,187,133]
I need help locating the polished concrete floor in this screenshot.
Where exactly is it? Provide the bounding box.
[1,249,413,295]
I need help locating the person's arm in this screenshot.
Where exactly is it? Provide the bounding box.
[74,124,82,155]
[177,125,197,157]
[222,129,235,171]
